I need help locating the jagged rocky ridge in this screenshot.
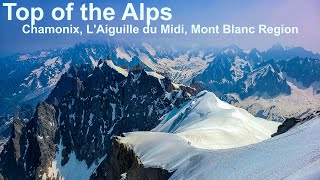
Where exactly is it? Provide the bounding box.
[198,54,320,121]
[0,104,34,140]
[0,59,197,179]
[0,42,211,116]
[197,56,298,99]
[1,43,319,116]
[0,42,319,140]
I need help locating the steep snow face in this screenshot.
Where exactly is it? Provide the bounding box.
[143,43,156,56]
[153,91,279,150]
[146,71,165,79]
[121,117,320,180]
[43,141,106,180]
[116,47,134,62]
[106,60,128,77]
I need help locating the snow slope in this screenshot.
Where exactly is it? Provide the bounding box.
[121,116,320,180]
[153,91,279,150]
[44,141,105,180]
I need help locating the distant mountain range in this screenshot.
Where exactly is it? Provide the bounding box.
[0,42,319,138]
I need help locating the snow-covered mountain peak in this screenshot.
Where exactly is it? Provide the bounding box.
[153,91,279,150]
[270,43,286,51]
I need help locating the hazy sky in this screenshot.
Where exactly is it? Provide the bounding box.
[0,0,319,56]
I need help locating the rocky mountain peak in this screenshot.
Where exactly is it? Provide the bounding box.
[0,57,198,179]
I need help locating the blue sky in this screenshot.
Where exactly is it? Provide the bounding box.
[0,0,319,56]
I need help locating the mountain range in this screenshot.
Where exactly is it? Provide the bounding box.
[0,42,319,179]
[0,42,319,123]
[0,60,197,179]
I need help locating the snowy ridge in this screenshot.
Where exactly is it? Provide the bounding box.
[153,91,279,150]
[143,43,156,56]
[121,116,320,180]
[105,60,128,77]
[116,47,134,62]
[145,71,165,80]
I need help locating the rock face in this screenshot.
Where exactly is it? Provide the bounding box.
[272,110,320,137]
[197,55,320,121]
[278,57,320,88]
[106,137,171,180]
[0,118,25,178]
[0,60,196,179]
[0,102,57,179]
[271,118,300,137]
[197,56,291,99]
[0,104,35,140]
[0,42,211,115]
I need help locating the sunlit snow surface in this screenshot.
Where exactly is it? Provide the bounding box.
[120,91,320,179]
[153,91,279,150]
[121,117,320,179]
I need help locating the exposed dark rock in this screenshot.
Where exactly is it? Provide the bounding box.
[271,118,300,137]
[278,57,320,88]
[0,118,25,178]
[0,61,196,179]
[104,137,172,180]
[190,78,205,92]
[197,57,291,99]
[220,94,239,104]
[272,110,320,137]
[0,102,57,179]
[12,104,35,121]
[0,104,35,140]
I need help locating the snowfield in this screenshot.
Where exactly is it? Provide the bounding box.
[153,91,279,150]
[119,91,320,179]
[121,117,320,179]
